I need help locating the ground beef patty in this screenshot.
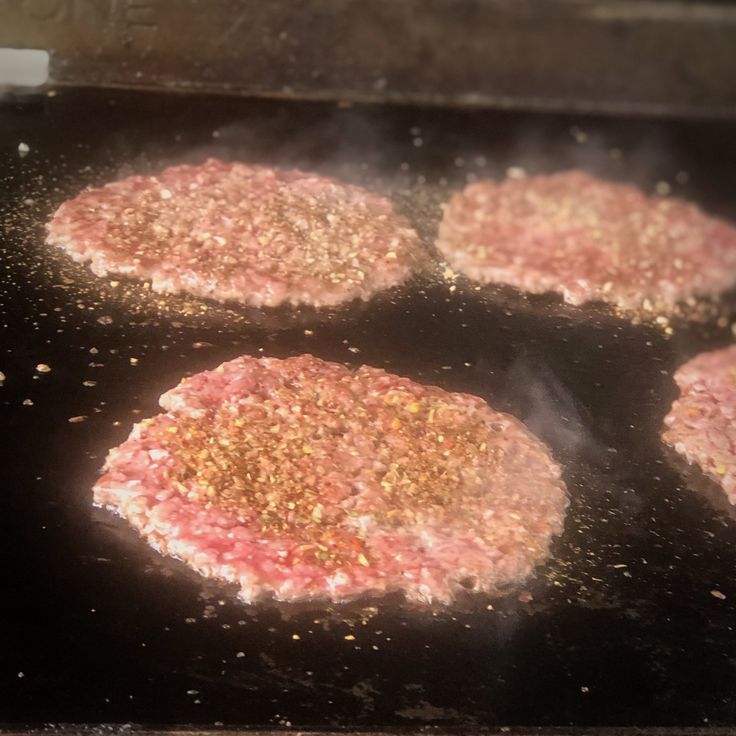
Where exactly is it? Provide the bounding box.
[436,170,736,312]
[664,345,736,503]
[46,159,419,308]
[94,355,568,604]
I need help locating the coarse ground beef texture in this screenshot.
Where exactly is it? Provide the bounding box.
[436,170,736,312]
[663,345,736,503]
[46,159,420,308]
[94,355,568,604]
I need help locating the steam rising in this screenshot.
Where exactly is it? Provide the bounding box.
[505,351,610,467]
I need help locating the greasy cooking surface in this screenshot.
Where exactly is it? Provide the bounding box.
[2,89,736,728]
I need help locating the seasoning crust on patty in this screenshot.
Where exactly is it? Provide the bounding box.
[436,170,736,312]
[664,345,736,503]
[94,354,568,603]
[47,159,420,308]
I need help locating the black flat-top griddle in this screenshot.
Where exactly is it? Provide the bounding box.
[2,89,736,731]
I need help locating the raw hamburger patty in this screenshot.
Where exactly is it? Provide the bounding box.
[94,355,568,604]
[663,345,736,503]
[46,159,420,308]
[436,170,736,311]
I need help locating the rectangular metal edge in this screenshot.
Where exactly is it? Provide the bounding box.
[0,0,736,118]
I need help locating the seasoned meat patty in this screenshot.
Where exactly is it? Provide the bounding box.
[94,355,568,604]
[436,170,736,312]
[664,345,736,503]
[46,159,420,308]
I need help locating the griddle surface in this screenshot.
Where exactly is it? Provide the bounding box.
[2,90,736,729]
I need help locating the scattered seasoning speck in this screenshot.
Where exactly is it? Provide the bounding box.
[0,371,5,384]
[187,689,199,695]
[68,415,87,423]
[82,380,97,387]
[291,634,301,640]
[22,399,33,406]
[129,357,139,365]
[17,672,24,679]
[18,142,30,155]
[35,363,51,373]
[97,316,113,325]
[711,590,726,600]
[344,634,356,641]
[236,651,245,658]
[581,686,590,693]
[506,166,527,180]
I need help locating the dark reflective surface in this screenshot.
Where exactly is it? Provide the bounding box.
[1,90,736,728]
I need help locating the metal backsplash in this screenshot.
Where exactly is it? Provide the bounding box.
[1,0,736,118]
